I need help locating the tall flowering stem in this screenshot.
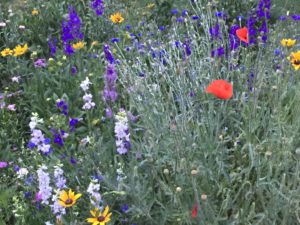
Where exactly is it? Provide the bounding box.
[61,6,83,55]
[114,109,131,154]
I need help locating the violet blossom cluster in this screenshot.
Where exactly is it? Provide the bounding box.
[51,166,66,218]
[87,179,102,207]
[114,109,131,154]
[61,6,83,55]
[28,113,52,155]
[103,63,118,103]
[90,0,104,16]
[37,166,53,205]
[80,77,95,110]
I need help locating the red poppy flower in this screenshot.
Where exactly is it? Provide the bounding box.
[191,204,198,218]
[205,80,233,100]
[236,27,249,44]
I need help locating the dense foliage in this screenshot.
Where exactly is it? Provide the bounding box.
[1,0,300,224]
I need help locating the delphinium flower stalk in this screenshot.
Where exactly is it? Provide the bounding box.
[87,179,102,207]
[51,165,67,218]
[61,6,83,56]
[37,165,53,205]
[27,113,52,155]
[90,0,104,16]
[114,109,130,154]
[80,77,95,110]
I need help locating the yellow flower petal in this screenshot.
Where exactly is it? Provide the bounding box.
[102,206,109,217]
[74,193,82,201]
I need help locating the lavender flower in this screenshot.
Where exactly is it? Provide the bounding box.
[103,63,118,103]
[229,24,240,51]
[115,109,130,154]
[61,6,83,55]
[104,45,114,64]
[0,161,8,168]
[87,179,102,207]
[37,166,52,205]
[211,46,225,57]
[56,99,68,116]
[80,77,95,110]
[90,0,104,16]
[54,166,66,189]
[291,15,300,21]
[48,36,57,57]
[209,23,221,39]
[34,59,47,68]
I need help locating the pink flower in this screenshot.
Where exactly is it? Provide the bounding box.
[7,104,16,111]
[0,161,8,168]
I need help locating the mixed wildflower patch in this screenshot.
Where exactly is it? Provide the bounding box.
[1,0,300,224]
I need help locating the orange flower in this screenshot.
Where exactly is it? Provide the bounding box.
[236,27,249,44]
[205,80,233,100]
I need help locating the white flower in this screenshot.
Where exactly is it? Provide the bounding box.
[0,22,6,27]
[80,77,91,92]
[18,25,25,29]
[17,168,29,178]
[45,222,54,225]
[11,76,20,83]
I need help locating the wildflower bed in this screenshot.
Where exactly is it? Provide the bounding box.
[1,0,300,224]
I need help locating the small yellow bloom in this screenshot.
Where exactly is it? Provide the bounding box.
[110,12,124,24]
[147,3,156,9]
[91,41,99,46]
[87,206,112,225]
[280,39,296,47]
[72,41,85,50]
[32,9,39,16]
[13,44,28,57]
[58,189,82,208]
[289,50,300,70]
[1,48,13,57]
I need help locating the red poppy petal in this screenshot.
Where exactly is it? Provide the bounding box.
[236,27,249,44]
[191,204,198,218]
[205,80,233,100]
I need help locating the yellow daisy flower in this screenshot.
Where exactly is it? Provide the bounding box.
[13,44,28,57]
[58,189,82,208]
[280,39,296,48]
[32,9,39,16]
[72,41,85,50]
[1,48,13,57]
[110,12,124,24]
[147,3,156,9]
[289,50,300,70]
[87,206,112,225]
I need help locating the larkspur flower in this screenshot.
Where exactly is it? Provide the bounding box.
[209,23,221,39]
[54,166,66,189]
[61,6,83,55]
[103,63,118,103]
[48,36,57,56]
[0,161,8,168]
[90,0,104,16]
[115,109,130,154]
[37,166,53,205]
[291,15,300,21]
[34,58,47,68]
[87,179,102,207]
[103,45,114,64]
